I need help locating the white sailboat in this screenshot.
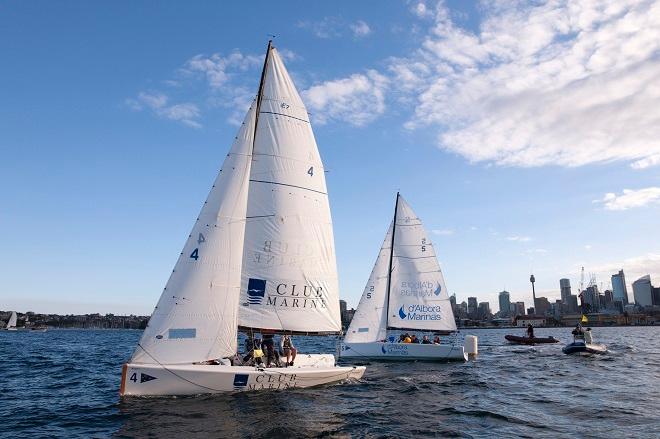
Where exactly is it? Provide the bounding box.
[120,41,365,396]
[341,193,471,361]
[5,311,18,331]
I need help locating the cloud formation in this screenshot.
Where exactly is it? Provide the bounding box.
[392,0,660,169]
[126,92,201,128]
[350,20,372,37]
[303,70,388,126]
[181,52,262,89]
[595,187,660,210]
[507,235,532,242]
[432,228,454,235]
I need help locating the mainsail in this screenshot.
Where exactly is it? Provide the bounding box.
[131,102,256,365]
[238,46,341,334]
[346,193,456,341]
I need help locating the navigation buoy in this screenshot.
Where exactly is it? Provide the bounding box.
[464,335,478,360]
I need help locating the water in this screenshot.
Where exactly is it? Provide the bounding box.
[1,327,658,438]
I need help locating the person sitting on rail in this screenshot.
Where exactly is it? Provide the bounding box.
[280,334,297,367]
[421,335,432,344]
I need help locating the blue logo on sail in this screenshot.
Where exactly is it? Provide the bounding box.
[247,278,266,305]
[433,284,442,296]
[399,306,407,319]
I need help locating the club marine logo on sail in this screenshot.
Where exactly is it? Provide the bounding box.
[398,305,443,321]
[433,284,442,296]
[247,278,267,304]
[244,278,329,310]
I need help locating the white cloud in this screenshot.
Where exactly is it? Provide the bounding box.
[297,17,343,39]
[432,228,454,235]
[586,253,660,289]
[350,20,372,37]
[126,92,201,128]
[507,235,532,242]
[393,0,660,169]
[302,70,389,126]
[595,187,660,210]
[182,51,262,89]
[584,244,593,250]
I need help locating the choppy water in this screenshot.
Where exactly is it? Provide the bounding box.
[1,326,658,438]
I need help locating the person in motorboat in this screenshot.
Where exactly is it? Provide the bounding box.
[526,324,534,339]
[572,323,585,339]
[403,334,412,343]
[421,335,432,344]
[411,334,420,344]
[433,335,441,345]
[280,335,297,367]
[398,334,406,343]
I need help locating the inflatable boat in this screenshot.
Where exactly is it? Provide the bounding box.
[505,335,559,345]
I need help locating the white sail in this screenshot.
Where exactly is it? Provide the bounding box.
[131,102,256,365]
[344,222,392,343]
[386,195,456,332]
[238,47,341,334]
[7,311,17,329]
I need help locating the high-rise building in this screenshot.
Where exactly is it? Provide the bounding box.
[498,291,511,317]
[477,302,491,319]
[567,295,579,313]
[653,287,660,306]
[467,297,478,319]
[632,275,654,307]
[535,297,551,315]
[560,278,572,303]
[515,301,525,316]
[611,270,629,305]
[339,300,348,328]
[581,285,600,312]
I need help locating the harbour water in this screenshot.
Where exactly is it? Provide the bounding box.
[1,326,658,438]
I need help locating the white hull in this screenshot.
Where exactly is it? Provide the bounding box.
[121,354,365,396]
[340,341,467,362]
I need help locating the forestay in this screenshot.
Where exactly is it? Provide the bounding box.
[344,222,392,343]
[238,47,341,334]
[131,103,256,365]
[386,196,456,332]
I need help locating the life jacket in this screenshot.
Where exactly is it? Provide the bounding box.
[283,337,292,349]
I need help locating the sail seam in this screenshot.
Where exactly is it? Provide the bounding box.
[248,179,327,195]
[259,111,310,123]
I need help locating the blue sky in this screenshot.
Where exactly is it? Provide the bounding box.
[2,1,660,315]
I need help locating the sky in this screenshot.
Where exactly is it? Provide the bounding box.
[1,0,660,315]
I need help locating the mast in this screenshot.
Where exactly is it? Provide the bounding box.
[251,40,272,154]
[384,192,400,328]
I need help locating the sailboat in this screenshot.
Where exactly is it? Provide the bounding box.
[4,311,18,331]
[341,193,472,361]
[120,41,365,396]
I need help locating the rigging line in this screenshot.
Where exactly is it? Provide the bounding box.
[259,111,310,124]
[246,214,276,219]
[248,179,328,195]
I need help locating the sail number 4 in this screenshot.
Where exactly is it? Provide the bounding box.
[307,167,314,177]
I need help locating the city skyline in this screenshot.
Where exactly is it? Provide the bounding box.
[2,1,660,315]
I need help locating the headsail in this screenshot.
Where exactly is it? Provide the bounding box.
[386,195,456,332]
[344,222,393,343]
[238,46,341,334]
[7,311,17,329]
[131,102,256,365]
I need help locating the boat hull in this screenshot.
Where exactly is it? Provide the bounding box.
[505,335,559,345]
[340,342,467,361]
[120,354,365,396]
[562,341,607,355]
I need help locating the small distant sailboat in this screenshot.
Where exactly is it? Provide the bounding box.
[341,193,472,361]
[120,41,365,396]
[5,311,18,331]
